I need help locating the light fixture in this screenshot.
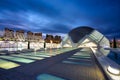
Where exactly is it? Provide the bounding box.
[107,65,120,75]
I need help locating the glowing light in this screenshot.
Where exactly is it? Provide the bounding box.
[12,55,44,60]
[23,54,51,57]
[72,55,91,58]
[107,66,120,75]
[62,60,92,66]
[0,59,20,69]
[37,74,65,80]
[68,58,91,61]
[32,54,51,57]
[0,56,35,63]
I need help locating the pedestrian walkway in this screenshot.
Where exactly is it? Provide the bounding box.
[45,48,105,80]
[0,48,106,80]
[0,48,74,70]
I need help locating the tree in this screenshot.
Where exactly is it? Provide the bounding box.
[113,37,118,59]
[113,37,117,48]
[44,42,46,48]
[28,41,30,49]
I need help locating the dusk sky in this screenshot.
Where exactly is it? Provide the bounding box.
[0,0,120,39]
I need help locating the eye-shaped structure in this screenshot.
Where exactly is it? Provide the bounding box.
[61,26,110,56]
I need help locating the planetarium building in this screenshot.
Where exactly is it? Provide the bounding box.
[61,26,110,56]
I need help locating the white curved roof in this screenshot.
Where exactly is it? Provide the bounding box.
[61,26,110,55]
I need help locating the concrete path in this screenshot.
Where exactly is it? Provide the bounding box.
[0,48,106,80]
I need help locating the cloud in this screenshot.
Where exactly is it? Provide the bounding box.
[0,0,120,39]
[32,23,72,33]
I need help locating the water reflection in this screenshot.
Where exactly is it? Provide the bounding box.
[107,50,120,65]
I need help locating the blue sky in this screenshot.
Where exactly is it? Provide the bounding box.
[0,0,120,38]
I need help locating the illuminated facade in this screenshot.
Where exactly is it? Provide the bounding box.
[27,31,34,41]
[3,28,14,41]
[110,39,120,48]
[15,30,25,41]
[45,34,62,43]
[34,33,42,42]
[44,34,62,48]
[27,31,43,42]
[54,35,62,44]
[1,28,62,50]
[44,34,54,43]
[61,26,110,55]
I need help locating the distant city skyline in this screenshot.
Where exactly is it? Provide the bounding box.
[0,0,120,39]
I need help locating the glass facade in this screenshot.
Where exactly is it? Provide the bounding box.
[61,27,110,56]
[89,30,103,43]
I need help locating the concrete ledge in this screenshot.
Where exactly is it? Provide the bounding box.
[90,47,120,80]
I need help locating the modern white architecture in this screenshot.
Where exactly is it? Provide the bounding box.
[61,26,110,56]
